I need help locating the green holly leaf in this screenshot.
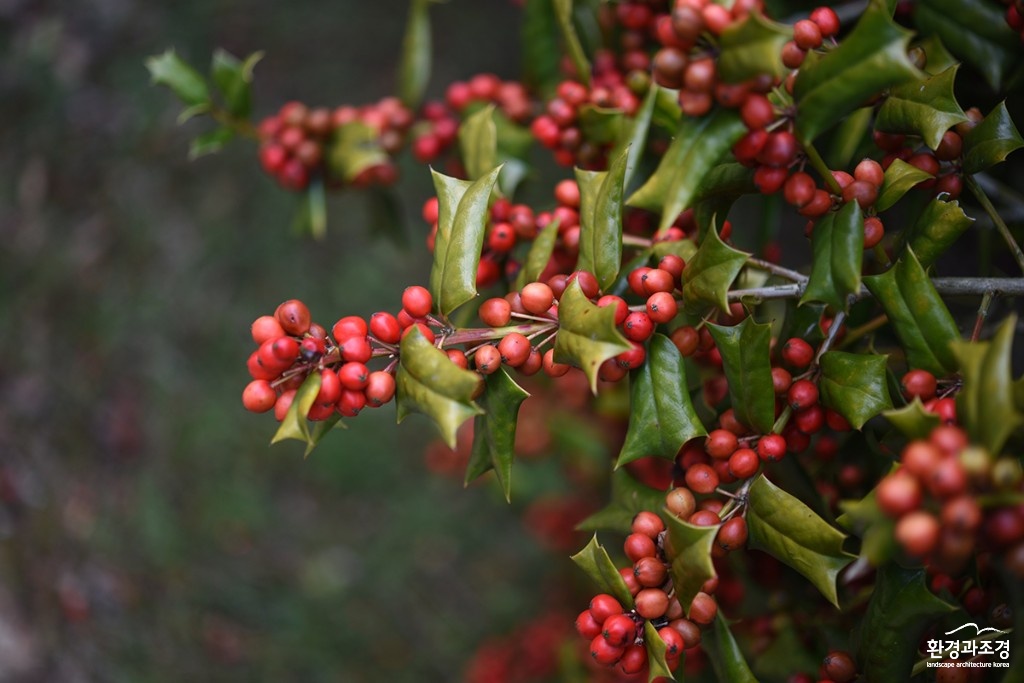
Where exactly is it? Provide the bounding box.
[853,564,958,681]
[837,487,896,566]
[793,1,922,144]
[570,535,634,606]
[800,201,864,311]
[188,126,234,160]
[914,0,1022,92]
[395,326,484,448]
[458,105,498,182]
[553,279,633,393]
[884,398,941,439]
[951,315,1024,456]
[876,159,935,212]
[863,248,961,376]
[961,101,1024,175]
[515,220,559,291]
[576,148,628,292]
[707,318,775,434]
[613,82,659,188]
[747,474,855,608]
[578,105,625,146]
[618,334,707,467]
[717,11,790,83]
[627,109,747,233]
[271,373,346,453]
[905,196,974,268]
[643,621,675,682]
[664,513,718,618]
[819,351,894,430]
[553,0,591,88]
[327,121,389,182]
[210,48,262,118]
[703,614,758,683]
[429,165,503,317]
[146,49,210,107]
[521,0,561,96]
[681,227,750,315]
[875,65,968,151]
[398,0,436,109]
[577,468,667,534]
[692,163,757,207]
[465,369,530,502]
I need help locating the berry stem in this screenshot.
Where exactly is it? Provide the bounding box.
[970,290,996,342]
[745,257,808,283]
[966,174,1024,273]
[802,142,843,195]
[621,234,653,248]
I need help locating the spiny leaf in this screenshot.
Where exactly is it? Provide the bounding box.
[837,487,896,566]
[703,614,758,683]
[950,315,1024,456]
[853,564,957,681]
[515,220,560,291]
[876,158,934,212]
[553,279,633,393]
[863,248,961,376]
[793,2,922,144]
[961,101,1024,175]
[146,49,210,107]
[905,196,974,268]
[717,11,790,83]
[465,368,530,502]
[613,82,659,188]
[618,334,706,467]
[429,165,503,316]
[642,621,674,682]
[327,121,389,182]
[883,398,941,439]
[576,148,628,291]
[800,200,864,311]
[875,65,968,151]
[627,109,747,233]
[271,372,340,448]
[747,474,855,608]
[576,468,667,534]
[664,513,717,620]
[211,48,263,118]
[458,105,498,181]
[395,326,484,448]
[398,0,435,109]
[570,535,634,606]
[680,226,750,315]
[819,351,894,430]
[707,318,775,434]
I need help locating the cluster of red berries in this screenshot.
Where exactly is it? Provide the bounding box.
[874,117,976,202]
[257,97,413,190]
[575,511,719,678]
[780,7,841,69]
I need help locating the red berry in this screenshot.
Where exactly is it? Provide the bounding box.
[635,588,670,619]
[782,337,814,368]
[895,510,940,557]
[589,594,624,624]
[623,311,655,342]
[602,613,637,648]
[590,634,625,666]
[810,6,840,36]
[876,471,922,518]
[793,19,823,50]
[624,532,657,562]
[757,434,787,462]
[728,448,760,479]
[576,609,602,639]
[252,315,286,344]
[901,369,937,401]
[242,380,277,413]
[631,510,666,539]
[275,299,311,336]
[787,379,819,410]
[401,285,433,318]
[364,371,396,407]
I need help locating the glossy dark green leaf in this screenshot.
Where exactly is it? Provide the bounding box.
[717,11,790,83]
[521,0,561,96]
[642,621,674,682]
[613,83,659,188]
[883,397,941,439]
[863,249,961,375]
[664,513,718,618]
[854,564,957,681]
[793,2,922,144]
[905,196,974,268]
[628,109,747,233]
[577,468,667,534]
[961,101,1024,175]
[466,368,530,502]
[819,351,893,430]
[429,165,502,316]
[828,107,874,171]
[210,48,262,118]
[707,318,774,433]
[578,105,625,146]
[553,0,591,87]
[800,201,864,311]
[618,334,707,467]
[681,227,750,314]
[837,487,896,566]
[750,616,821,680]
[146,49,210,107]
[271,372,320,446]
[458,105,498,181]
[398,0,435,109]
[515,220,559,291]
[395,326,484,448]
[652,85,682,133]
[915,33,959,76]
[570,535,634,606]
[692,163,757,207]
[876,159,934,212]
[703,614,758,683]
[914,0,1021,91]
[188,126,233,160]
[576,148,628,291]
[553,279,633,393]
[951,315,1024,456]
[327,122,389,182]
[875,66,968,151]
[747,474,855,608]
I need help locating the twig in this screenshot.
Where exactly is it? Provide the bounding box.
[746,257,808,283]
[803,142,843,195]
[970,291,995,342]
[966,174,1024,273]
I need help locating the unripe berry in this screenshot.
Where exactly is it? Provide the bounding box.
[666,486,696,519]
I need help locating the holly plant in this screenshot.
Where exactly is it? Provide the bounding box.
[152,0,1024,680]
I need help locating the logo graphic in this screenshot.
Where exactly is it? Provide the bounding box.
[924,623,1011,669]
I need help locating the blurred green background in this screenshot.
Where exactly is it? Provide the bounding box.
[0,1,597,680]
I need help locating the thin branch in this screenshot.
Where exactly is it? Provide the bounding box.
[803,142,843,195]
[970,291,996,342]
[746,257,808,283]
[966,174,1024,273]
